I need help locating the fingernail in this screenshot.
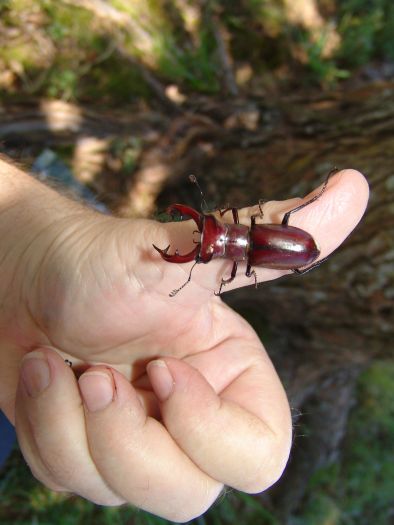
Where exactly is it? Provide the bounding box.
[147,360,174,402]
[21,351,51,398]
[79,371,114,412]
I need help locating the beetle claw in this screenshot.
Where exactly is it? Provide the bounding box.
[165,204,203,231]
[153,243,200,263]
[153,244,170,256]
[153,204,203,264]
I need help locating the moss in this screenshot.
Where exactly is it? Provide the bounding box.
[337,0,394,65]
[40,0,100,47]
[155,28,220,93]
[2,0,394,101]
[294,494,341,525]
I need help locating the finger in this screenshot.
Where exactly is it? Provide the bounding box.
[0,341,26,423]
[150,168,369,294]
[79,365,222,523]
[147,356,292,493]
[15,347,125,505]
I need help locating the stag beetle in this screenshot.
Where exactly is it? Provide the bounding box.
[153,169,338,296]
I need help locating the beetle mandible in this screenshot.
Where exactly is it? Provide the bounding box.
[153,169,338,297]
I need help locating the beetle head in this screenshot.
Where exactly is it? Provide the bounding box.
[153,204,203,263]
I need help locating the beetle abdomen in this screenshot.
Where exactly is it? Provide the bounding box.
[249,224,320,269]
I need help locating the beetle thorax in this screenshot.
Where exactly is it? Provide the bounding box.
[199,215,249,263]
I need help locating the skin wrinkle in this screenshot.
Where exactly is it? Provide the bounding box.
[181,301,216,354]
[41,445,78,490]
[116,225,155,297]
[123,248,145,292]
[185,338,261,394]
[209,299,256,346]
[298,182,338,230]
[219,386,277,439]
[0,204,24,273]
[79,223,111,271]
[208,300,234,341]
[5,254,47,350]
[334,182,360,219]
[184,312,228,359]
[34,217,96,329]
[97,225,134,292]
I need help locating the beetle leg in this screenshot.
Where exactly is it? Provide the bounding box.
[219,206,239,224]
[246,263,258,288]
[250,199,266,227]
[293,254,330,275]
[218,203,229,215]
[282,167,339,226]
[214,261,238,296]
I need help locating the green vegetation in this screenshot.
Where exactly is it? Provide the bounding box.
[1,0,394,103]
[338,0,394,65]
[0,451,277,525]
[295,361,394,525]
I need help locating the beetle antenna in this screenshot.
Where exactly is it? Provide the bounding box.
[169,261,198,297]
[189,174,209,213]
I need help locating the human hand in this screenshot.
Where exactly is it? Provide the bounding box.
[0,164,368,521]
